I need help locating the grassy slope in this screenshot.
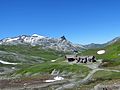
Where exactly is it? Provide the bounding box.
[0,44,120,89]
[0,45,63,60]
[0,45,90,78]
[0,45,62,73]
[15,62,90,77]
[93,70,120,81]
[80,41,120,66]
[77,71,120,90]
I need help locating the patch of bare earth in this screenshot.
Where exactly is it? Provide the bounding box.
[0,75,50,89]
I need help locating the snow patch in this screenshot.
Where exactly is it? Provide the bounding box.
[44,76,64,83]
[0,60,18,65]
[32,34,45,38]
[54,76,64,80]
[12,67,15,69]
[44,80,56,83]
[51,60,56,62]
[6,37,19,42]
[97,50,105,55]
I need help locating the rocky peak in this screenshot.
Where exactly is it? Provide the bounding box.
[32,34,46,39]
[60,36,66,41]
[0,34,84,52]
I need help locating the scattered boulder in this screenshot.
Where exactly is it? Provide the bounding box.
[93,84,120,90]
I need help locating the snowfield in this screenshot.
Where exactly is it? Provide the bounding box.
[0,60,18,65]
[45,76,64,83]
[97,50,105,55]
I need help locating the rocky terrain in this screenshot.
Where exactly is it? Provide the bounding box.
[0,34,120,90]
[0,34,84,52]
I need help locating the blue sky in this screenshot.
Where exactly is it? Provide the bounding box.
[0,0,120,44]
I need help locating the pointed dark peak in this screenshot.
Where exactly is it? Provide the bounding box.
[60,36,66,41]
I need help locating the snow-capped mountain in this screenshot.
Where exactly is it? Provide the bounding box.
[0,34,84,52]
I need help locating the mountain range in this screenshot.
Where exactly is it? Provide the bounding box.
[0,34,120,90]
[0,34,84,52]
[0,34,120,51]
[84,36,120,49]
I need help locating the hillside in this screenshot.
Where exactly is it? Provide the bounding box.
[0,45,63,61]
[0,44,91,90]
[0,35,120,90]
[81,40,120,67]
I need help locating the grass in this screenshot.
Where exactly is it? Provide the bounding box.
[74,71,120,90]
[93,70,120,81]
[0,45,64,61]
[14,62,90,77]
[0,42,120,89]
[80,41,120,67]
[104,65,120,70]
[76,79,120,90]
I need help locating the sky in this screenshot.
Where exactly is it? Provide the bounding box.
[0,0,120,44]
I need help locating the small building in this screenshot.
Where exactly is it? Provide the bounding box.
[87,56,96,62]
[76,56,88,63]
[65,55,96,63]
[65,55,77,62]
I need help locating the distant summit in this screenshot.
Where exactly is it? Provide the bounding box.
[32,34,45,38]
[0,34,84,52]
[84,36,120,49]
[0,34,120,51]
[60,36,66,41]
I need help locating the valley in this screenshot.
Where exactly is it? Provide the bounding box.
[0,35,120,90]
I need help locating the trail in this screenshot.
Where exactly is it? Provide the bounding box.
[56,59,120,90]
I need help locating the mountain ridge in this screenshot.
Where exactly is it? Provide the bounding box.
[0,34,120,51]
[0,34,85,52]
[84,36,120,49]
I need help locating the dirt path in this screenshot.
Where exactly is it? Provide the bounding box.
[56,60,120,90]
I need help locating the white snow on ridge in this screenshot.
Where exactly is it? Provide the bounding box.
[32,34,45,39]
[0,60,18,65]
[6,37,19,42]
[0,34,83,51]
